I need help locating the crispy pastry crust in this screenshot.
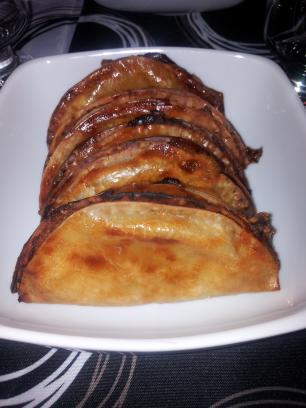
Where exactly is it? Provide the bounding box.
[40,113,252,213]
[43,136,255,217]
[47,53,224,152]
[12,53,280,307]
[12,184,279,305]
[41,84,260,209]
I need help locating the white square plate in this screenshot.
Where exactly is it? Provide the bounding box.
[1,47,306,352]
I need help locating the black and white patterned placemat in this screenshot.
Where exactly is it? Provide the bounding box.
[1,329,306,407]
[1,1,306,406]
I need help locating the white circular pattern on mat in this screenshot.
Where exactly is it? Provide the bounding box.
[0,349,137,407]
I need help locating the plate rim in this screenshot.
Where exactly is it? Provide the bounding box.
[1,304,306,352]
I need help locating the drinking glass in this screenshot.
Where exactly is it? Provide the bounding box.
[264,0,306,103]
[0,0,30,87]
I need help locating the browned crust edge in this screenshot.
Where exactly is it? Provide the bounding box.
[12,183,279,296]
[47,53,224,148]
[42,135,255,217]
[143,53,224,112]
[41,100,256,213]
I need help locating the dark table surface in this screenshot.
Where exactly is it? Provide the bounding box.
[1,0,306,406]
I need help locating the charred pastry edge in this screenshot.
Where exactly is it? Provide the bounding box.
[49,112,249,193]
[49,97,178,156]
[143,52,177,65]
[42,135,256,218]
[48,88,213,153]
[219,117,262,165]
[44,109,254,209]
[246,146,263,163]
[12,183,279,296]
[126,112,249,186]
[101,53,224,111]
[213,114,263,165]
[42,98,175,175]
[45,135,256,216]
[47,53,224,147]
[143,53,224,113]
[101,53,178,67]
[101,53,177,67]
[48,88,256,169]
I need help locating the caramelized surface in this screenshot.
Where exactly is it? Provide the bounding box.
[48,54,223,151]
[40,117,249,213]
[45,137,254,216]
[12,53,280,307]
[14,191,279,305]
[48,87,257,164]
[49,88,208,153]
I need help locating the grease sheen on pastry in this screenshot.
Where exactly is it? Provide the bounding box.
[13,186,279,306]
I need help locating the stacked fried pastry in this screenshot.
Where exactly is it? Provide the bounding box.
[12,53,280,305]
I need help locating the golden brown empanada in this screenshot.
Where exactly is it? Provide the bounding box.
[47,53,224,152]
[40,116,251,213]
[12,53,280,307]
[12,184,279,306]
[44,136,254,217]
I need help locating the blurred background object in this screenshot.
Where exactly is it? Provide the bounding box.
[264,0,306,102]
[17,0,83,59]
[0,0,30,87]
[93,0,244,13]
[1,0,305,105]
